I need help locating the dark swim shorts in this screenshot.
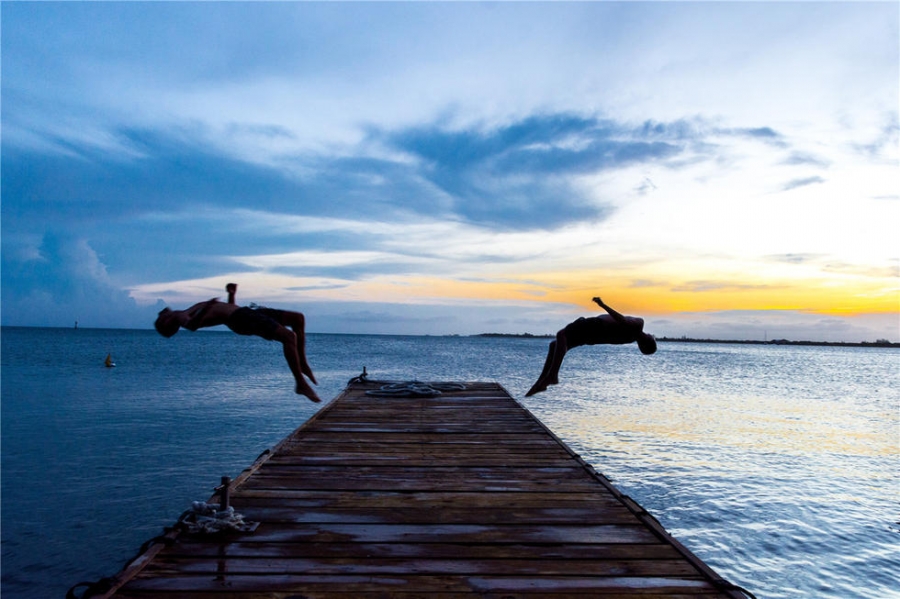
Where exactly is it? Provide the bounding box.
[225,307,285,340]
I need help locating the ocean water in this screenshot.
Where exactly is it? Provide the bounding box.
[1,326,898,598]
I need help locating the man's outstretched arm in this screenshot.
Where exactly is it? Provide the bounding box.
[592,297,630,326]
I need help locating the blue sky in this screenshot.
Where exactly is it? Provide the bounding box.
[2,2,898,341]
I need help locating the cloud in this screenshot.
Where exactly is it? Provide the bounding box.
[4,111,734,248]
[727,126,784,145]
[671,280,781,293]
[852,112,900,159]
[822,261,899,279]
[782,151,830,168]
[0,232,154,328]
[629,279,666,289]
[648,310,898,343]
[2,1,896,338]
[302,299,574,336]
[380,114,695,229]
[761,254,898,280]
[635,177,657,195]
[781,176,826,191]
[764,253,824,264]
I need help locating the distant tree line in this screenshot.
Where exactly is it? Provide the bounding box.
[473,332,898,347]
[475,333,554,339]
[657,336,898,348]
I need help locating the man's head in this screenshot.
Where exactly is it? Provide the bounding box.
[154,308,180,338]
[637,332,657,355]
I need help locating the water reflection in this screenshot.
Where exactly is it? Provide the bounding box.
[523,342,899,599]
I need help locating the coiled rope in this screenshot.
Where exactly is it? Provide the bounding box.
[366,381,467,397]
[177,501,256,534]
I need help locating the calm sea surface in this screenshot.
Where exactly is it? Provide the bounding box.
[1,326,898,598]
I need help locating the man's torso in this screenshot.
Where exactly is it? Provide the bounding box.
[564,314,643,348]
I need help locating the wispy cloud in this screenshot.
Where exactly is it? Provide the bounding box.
[671,280,783,293]
[822,261,900,279]
[765,253,824,265]
[380,114,692,229]
[781,176,826,191]
[782,151,830,168]
[852,113,900,159]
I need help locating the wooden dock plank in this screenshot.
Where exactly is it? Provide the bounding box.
[115,575,722,596]
[145,541,685,561]
[101,380,749,598]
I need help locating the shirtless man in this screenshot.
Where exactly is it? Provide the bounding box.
[154,284,321,402]
[526,297,656,397]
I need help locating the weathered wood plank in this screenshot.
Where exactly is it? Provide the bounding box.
[157,542,684,561]
[139,557,704,577]
[228,505,640,525]
[115,593,723,599]
[176,522,657,544]
[229,490,624,508]
[283,432,566,445]
[239,477,604,492]
[117,574,720,595]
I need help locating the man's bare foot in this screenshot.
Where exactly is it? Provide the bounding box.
[525,382,547,397]
[296,382,322,403]
[303,366,318,385]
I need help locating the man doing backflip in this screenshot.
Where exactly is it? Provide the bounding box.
[154,284,321,403]
[526,297,656,397]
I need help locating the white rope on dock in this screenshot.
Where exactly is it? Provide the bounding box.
[365,381,467,397]
[179,501,256,534]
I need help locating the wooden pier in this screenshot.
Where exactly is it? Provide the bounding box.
[95,380,750,598]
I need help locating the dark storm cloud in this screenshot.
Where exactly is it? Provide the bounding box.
[0,231,154,328]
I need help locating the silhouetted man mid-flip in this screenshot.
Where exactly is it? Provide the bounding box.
[526,297,656,397]
[154,284,321,403]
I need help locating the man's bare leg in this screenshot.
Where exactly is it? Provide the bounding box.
[525,332,568,396]
[274,327,321,403]
[546,331,569,385]
[526,342,556,396]
[280,311,317,385]
[545,332,569,386]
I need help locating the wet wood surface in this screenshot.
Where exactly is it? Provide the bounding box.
[104,380,746,598]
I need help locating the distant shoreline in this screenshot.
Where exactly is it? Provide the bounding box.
[475,332,899,348]
[2,326,897,347]
[474,332,554,339]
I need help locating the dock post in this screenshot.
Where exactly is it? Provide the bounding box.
[219,476,231,511]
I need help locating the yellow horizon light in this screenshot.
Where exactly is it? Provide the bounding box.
[331,271,898,318]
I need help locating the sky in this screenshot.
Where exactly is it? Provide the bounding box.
[2,2,898,341]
